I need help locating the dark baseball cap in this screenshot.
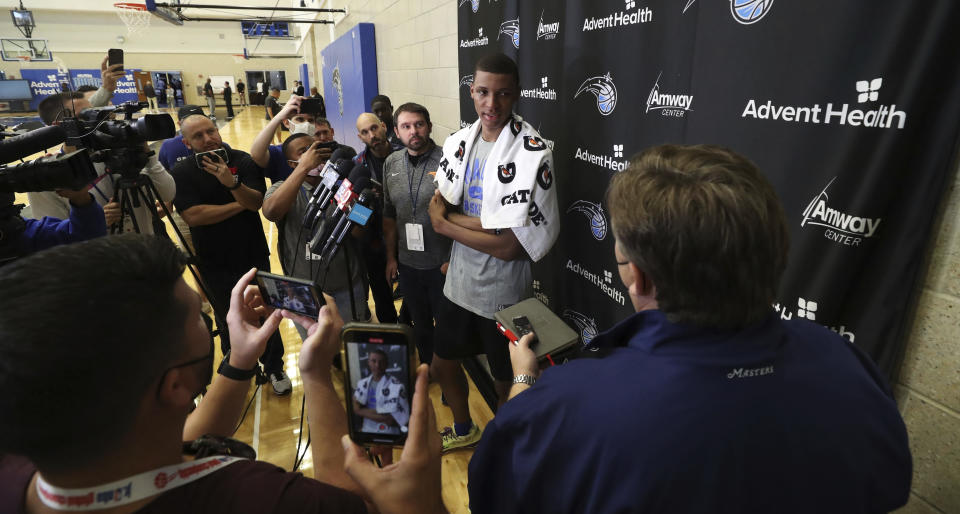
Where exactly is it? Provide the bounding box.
[177,105,206,121]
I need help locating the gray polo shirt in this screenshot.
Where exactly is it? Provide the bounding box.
[382,143,451,270]
[264,179,366,294]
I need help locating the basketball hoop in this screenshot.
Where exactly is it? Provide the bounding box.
[114,3,152,35]
[17,55,30,62]
[232,54,247,64]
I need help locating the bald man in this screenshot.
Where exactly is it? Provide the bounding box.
[350,112,402,323]
[170,115,292,396]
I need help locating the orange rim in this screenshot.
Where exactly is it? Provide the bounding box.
[113,2,147,10]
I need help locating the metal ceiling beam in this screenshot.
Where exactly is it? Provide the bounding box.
[156,3,346,13]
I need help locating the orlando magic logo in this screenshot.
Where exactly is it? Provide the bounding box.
[567,200,607,241]
[730,0,774,24]
[332,63,344,116]
[458,0,479,13]
[574,72,618,116]
[459,74,474,88]
[498,18,520,49]
[563,309,599,348]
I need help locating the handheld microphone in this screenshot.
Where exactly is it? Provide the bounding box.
[0,125,68,164]
[321,188,374,262]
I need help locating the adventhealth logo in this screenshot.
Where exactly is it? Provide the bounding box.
[646,71,693,117]
[742,78,907,129]
[566,259,625,306]
[537,10,559,40]
[583,0,653,32]
[773,299,856,343]
[575,145,628,172]
[801,177,882,246]
[521,76,557,101]
[460,28,489,48]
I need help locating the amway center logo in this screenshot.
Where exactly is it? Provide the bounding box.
[566,259,626,306]
[646,71,693,117]
[575,144,629,172]
[563,309,599,347]
[537,10,560,40]
[575,72,618,115]
[567,200,608,241]
[498,18,519,49]
[742,78,907,130]
[521,76,557,101]
[583,0,653,32]
[730,0,774,24]
[460,28,489,48]
[801,177,881,247]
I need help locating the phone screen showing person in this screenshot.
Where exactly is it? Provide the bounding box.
[341,323,415,447]
[255,271,324,318]
[194,148,229,168]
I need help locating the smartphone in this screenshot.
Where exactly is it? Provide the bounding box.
[512,315,538,344]
[299,97,325,115]
[254,271,324,318]
[107,48,123,72]
[341,322,415,447]
[316,140,338,151]
[194,148,229,168]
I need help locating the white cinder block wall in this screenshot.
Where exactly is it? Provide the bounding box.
[304,0,461,138]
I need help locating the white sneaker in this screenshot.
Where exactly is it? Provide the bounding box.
[268,370,292,395]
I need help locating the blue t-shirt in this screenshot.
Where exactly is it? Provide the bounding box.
[266,144,294,182]
[468,310,912,514]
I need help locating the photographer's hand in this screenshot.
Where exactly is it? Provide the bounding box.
[102,201,121,226]
[343,364,448,514]
[100,57,125,93]
[283,297,343,380]
[56,188,93,207]
[278,95,303,120]
[201,155,236,188]
[507,333,539,400]
[294,141,325,175]
[226,268,283,369]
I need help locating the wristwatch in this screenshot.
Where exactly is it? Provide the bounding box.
[217,350,260,380]
[227,175,242,190]
[513,374,537,387]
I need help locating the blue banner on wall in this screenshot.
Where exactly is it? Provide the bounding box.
[68,68,141,105]
[20,69,70,110]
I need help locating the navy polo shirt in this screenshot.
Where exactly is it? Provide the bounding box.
[468,310,911,514]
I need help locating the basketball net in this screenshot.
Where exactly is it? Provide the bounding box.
[114,3,152,35]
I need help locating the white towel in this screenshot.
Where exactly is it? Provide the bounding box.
[435,115,559,262]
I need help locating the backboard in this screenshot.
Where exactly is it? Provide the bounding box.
[0,38,51,62]
[144,0,184,26]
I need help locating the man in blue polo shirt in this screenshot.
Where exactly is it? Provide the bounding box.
[468,144,912,513]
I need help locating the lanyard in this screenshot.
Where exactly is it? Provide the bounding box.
[299,184,310,205]
[35,456,246,511]
[406,153,429,217]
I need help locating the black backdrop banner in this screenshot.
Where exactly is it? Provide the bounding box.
[456,0,960,377]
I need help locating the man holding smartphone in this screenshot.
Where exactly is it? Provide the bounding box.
[262,133,368,327]
[250,95,349,182]
[171,114,291,395]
